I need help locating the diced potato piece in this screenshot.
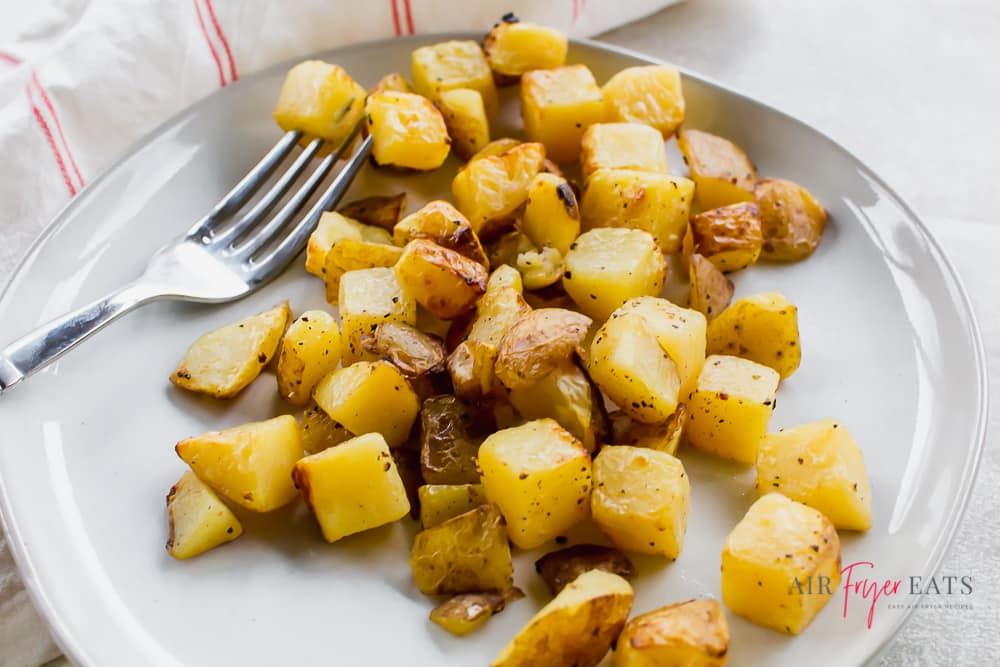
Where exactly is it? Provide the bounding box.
[305,211,388,277]
[755,178,828,261]
[483,18,568,82]
[410,504,514,594]
[452,142,546,235]
[418,483,488,528]
[273,60,365,144]
[395,239,488,320]
[171,303,290,399]
[338,193,407,231]
[521,65,605,162]
[689,202,763,272]
[562,228,666,321]
[706,292,801,378]
[602,65,685,138]
[412,40,498,114]
[419,395,490,484]
[686,355,779,463]
[363,321,445,379]
[581,169,694,253]
[392,200,488,266]
[494,308,591,390]
[677,129,757,210]
[275,310,341,405]
[608,404,687,455]
[166,471,243,560]
[516,246,564,290]
[478,419,592,549]
[438,88,490,160]
[471,137,522,161]
[614,599,729,667]
[581,123,668,178]
[431,589,523,637]
[323,239,404,303]
[300,403,354,454]
[521,173,580,254]
[721,494,841,634]
[338,267,416,363]
[535,544,635,595]
[756,419,872,530]
[508,361,605,453]
[492,570,633,667]
[689,253,734,321]
[312,361,419,447]
[175,415,302,512]
[366,92,450,170]
[292,432,409,542]
[369,72,412,95]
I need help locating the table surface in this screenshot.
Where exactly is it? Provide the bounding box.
[20,1,1000,665]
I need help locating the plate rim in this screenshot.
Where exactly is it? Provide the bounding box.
[0,32,988,667]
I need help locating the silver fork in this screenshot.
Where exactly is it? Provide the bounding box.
[0,119,373,396]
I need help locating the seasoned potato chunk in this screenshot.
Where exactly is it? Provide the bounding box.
[617,297,707,398]
[273,61,365,145]
[721,494,841,634]
[755,178,828,261]
[521,173,580,254]
[483,18,568,82]
[393,200,488,267]
[494,308,591,390]
[608,404,687,455]
[166,471,243,560]
[438,88,491,159]
[689,202,763,272]
[369,72,412,95]
[419,395,491,484]
[338,192,407,231]
[686,355,779,463]
[471,137,522,161]
[602,65,685,138]
[395,240,488,320]
[324,239,404,303]
[478,419,592,549]
[487,229,539,270]
[171,302,290,398]
[300,403,354,454]
[592,446,690,558]
[412,40,498,115]
[305,211,390,277]
[614,599,729,667]
[562,228,667,321]
[706,292,801,378]
[492,570,633,667]
[276,310,341,405]
[312,361,419,447]
[508,361,606,453]
[689,253,734,321]
[581,169,694,253]
[452,142,546,236]
[418,483,488,529]
[366,92,450,170]
[293,432,409,542]
[581,122,669,178]
[535,544,635,595]
[410,504,514,595]
[362,321,445,379]
[338,267,416,363]
[521,65,605,162]
[678,129,757,210]
[431,590,524,637]
[516,246,564,290]
[756,419,872,530]
[175,415,302,512]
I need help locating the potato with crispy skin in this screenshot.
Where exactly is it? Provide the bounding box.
[438,88,491,159]
[602,65,685,138]
[689,203,763,273]
[273,61,366,145]
[508,360,607,452]
[581,122,669,178]
[276,310,341,406]
[614,599,730,667]
[300,404,354,455]
[521,173,580,255]
[338,193,407,231]
[418,483,488,528]
[366,92,451,170]
[395,240,488,320]
[431,589,525,636]
[166,471,243,560]
[608,404,687,455]
[412,40,498,115]
[362,321,446,379]
[494,308,591,390]
[393,200,489,267]
[706,292,801,378]
[521,65,606,162]
[419,395,492,484]
[755,178,828,261]
[535,544,635,595]
[452,142,546,236]
[483,17,568,83]
[689,253,734,321]
[678,128,757,210]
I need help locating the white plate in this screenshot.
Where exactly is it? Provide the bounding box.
[0,35,987,667]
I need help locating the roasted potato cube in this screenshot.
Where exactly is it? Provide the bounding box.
[452,142,546,235]
[494,308,591,390]
[562,228,666,321]
[706,292,801,378]
[312,361,419,447]
[175,415,302,512]
[393,200,488,267]
[338,267,416,363]
[614,599,729,667]
[418,483,488,528]
[369,71,412,95]
[721,494,841,634]
[521,173,580,254]
[323,239,404,303]
[581,169,694,253]
[166,471,243,560]
[677,128,757,210]
[686,355,779,463]
[395,239,488,320]
[689,253,734,321]
[483,18,568,82]
[581,123,668,178]
[608,404,687,455]
[275,310,341,406]
[438,88,491,160]
[419,395,492,484]
[756,419,872,530]
[755,178,827,261]
[170,302,289,398]
[412,40,498,115]
[516,246,564,290]
[471,137,522,161]
[589,313,681,423]
[602,64,685,137]
[366,91,450,170]
[410,504,514,595]
[492,570,633,667]
[520,65,605,162]
[478,419,592,549]
[616,297,707,398]
[305,211,390,277]
[508,361,606,453]
[273,60,366,145]
[293,432,410,542]
[431,590,524,637]
[300,403,354,455]
[689,202,763,272]
[535,544,635,595]
[338,193,407,231]
[362,321,445,379]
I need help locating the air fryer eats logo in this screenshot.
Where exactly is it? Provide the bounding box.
[791,561,974,628]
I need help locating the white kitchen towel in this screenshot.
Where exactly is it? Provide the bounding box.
[0,1,678,665]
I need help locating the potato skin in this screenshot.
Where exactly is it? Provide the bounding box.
[362,321,446,379]
[608,404,687,455]
[689,253,734,320]
[419,395,493,485]
[689,203,763,273]
[755,178,827,261]
[677,128,757,210]
[393,200,489,267]
[535,544,635,595]
[494,308,592,390]
[395,239,488,320]
[300,403,354,455]
[338,193,407,231]
[430,588,524,636]
[614,599,729,667]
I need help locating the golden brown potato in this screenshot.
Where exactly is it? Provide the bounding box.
[305,211,391,277]
[521,173,580,255]
[535,544,635,595]
[276,310,342,406]
[430,589,525,636]
[483,17,568,83]
[273,61,366,145]
[369,72,412,95]
[300,403,354,455]
[608,404,687,455]
[470,137,521,162]
[677,128,757,210]
[393,200,489,267]
[361,321,446,379]
[166,471,243,560]
[706,292,801,378]
[602,65,685,138]
[412,40,499,115]
[581,122,669,178]
[689,253,734,320]
[438,88,491,159]
[520,65,606,162]
[689,203,763,273]
[755,178,827,261]
[366,92,450,170]
[338,193,407,231]
[614,599,729,667]
[395,239,488,320]
[494,308,591,390]
[419,395,493,485]
[516,246,564,290]
[452,142,546,237]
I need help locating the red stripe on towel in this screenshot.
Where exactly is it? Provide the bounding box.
[0,52,20,65]
[27,85,77,196]
[194,0,226,86]
[205,0,238,82]
[31,73,84,189]
[390,0,402,36]
[402,0,415,34]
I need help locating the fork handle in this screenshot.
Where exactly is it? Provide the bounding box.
[0,282,160,395]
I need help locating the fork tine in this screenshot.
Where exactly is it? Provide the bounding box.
[185,130,302,241]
